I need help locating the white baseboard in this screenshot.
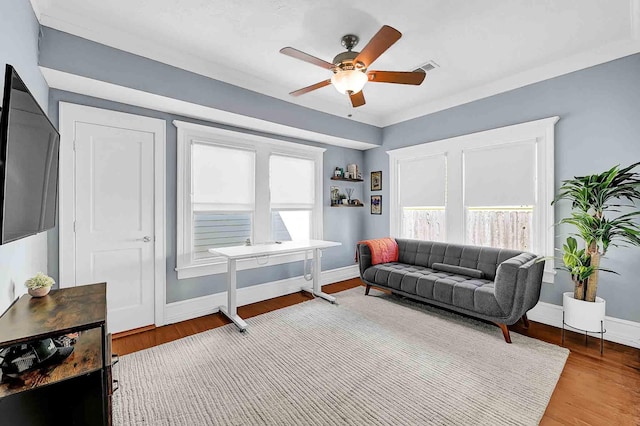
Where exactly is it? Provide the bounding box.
[528,301,640,349]
[163,264,360,325]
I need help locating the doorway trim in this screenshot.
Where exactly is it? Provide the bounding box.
[58,102,167,327]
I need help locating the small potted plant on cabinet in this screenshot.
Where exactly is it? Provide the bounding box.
[25,272,55,297]
[553,162,640,335]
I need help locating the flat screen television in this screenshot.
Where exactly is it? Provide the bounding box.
[0,65,60,244]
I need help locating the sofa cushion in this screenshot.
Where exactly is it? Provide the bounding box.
[395,239,523,280]
[431,263,484,279]
[363,263,505,317]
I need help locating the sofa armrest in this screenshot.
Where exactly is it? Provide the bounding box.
[357,244,372,278]
[494,254,543,321]
[521,257,545,312]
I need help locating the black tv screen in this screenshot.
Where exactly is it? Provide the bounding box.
[0,65,60,244]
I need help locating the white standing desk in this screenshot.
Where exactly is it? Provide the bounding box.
[209,240,341,332]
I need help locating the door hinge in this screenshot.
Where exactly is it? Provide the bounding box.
[73,221,76,232]
[73,140,77,151]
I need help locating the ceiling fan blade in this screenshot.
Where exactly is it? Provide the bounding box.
[354,25,402,68]
[368,70,426,85]
[279,47,335,70]
[289,79,332,97]
[349,91,366,108]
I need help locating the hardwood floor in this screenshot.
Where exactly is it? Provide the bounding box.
[113,278,640,425]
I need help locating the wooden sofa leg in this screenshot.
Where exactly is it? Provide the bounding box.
[365,284,371,296]
[496,323,512,343]
[521,313,530,329]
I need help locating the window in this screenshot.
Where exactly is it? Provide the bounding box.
[270,155,315,241]
[463,141,536,252]
[192,143,254,260]
[397,154,447,242]
[389,117,557,282]
[175,121,324,279]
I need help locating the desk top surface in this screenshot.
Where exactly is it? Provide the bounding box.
[209,240,341,259]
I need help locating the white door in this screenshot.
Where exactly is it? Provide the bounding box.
[74,122,156,333]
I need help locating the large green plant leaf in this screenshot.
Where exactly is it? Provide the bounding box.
[553,161,640,214]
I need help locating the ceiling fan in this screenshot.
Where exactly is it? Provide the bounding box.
[280,25,426,108]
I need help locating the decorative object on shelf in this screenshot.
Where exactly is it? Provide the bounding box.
[331,165,364,182]
[371,171,382,191]
[339,193,347,204]
[345,187,354,203]
[371,195,382,215]
[25,272,55,297]
[347,164,358,179]
[330,186,340,206]
[552,162,640,352]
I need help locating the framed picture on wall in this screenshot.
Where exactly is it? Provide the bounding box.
[371,195,382,215]
[371,171,382,191]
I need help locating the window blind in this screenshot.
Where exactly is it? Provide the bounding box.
[270,155,315,209]
[192,143,255,211]
[399,154,446,207]
[464,141,536,206]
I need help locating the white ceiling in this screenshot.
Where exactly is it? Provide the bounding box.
[31,0,640,127]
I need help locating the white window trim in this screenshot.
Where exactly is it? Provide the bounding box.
[388,116,558,283]
[174,120,325,279]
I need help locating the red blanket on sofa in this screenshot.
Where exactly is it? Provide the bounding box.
[357,238,399,265]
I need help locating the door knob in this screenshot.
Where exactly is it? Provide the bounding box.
[137,236,152,242]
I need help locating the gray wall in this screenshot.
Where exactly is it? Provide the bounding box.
[48,90,365,303]
[39,27,382,147]
[0,0,50,313]
[363,53,640,322]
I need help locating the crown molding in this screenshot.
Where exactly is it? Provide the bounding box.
[41,67,380,150]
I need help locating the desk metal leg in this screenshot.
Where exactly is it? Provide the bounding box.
[219,258,247,332]
[302,248,336,304]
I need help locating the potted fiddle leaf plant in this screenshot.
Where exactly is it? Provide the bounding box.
[553,162,640,332]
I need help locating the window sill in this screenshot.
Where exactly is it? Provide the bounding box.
[543,268,556,285]
[175,251,315,280]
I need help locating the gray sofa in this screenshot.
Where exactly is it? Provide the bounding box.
[358,239,544,343]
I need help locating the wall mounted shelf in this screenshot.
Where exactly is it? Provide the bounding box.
[330,177,364,182]
[330,203,364,207]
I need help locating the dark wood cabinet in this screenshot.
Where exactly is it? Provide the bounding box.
[0,283,112,425]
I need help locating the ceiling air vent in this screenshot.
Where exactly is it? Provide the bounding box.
[414,60,439,73]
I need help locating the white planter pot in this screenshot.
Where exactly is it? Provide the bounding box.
[563,292,606,333]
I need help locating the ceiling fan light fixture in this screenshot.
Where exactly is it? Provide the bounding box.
[331,69,368,95]
[281,25,423,108]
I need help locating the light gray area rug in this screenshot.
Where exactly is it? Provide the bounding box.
[113,288,569,425]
